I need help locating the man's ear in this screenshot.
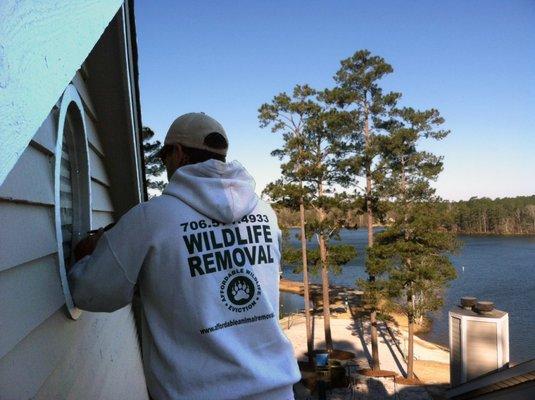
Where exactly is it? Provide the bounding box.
[176,144,189,168]
[166,144,179,165]
[164,145,180,180]
[174,144,189,166]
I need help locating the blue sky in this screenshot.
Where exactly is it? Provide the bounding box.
[135,1,535,201]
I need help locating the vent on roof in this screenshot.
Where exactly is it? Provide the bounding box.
[449,297,509,387]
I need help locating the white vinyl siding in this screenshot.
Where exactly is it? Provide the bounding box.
[0,143,55,206]
[92,210,115,228]
[467,320,498,380]
[0,203,57,273]
[0,66,146,399]
[0,305,146,400]
[72,71,98,121]
[32,112,58,155]
[89,147,111,187]
[0,253,63,359]
[451,316,462,385]
[91,180,114,212]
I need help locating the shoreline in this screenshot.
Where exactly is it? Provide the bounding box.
[279,278,446,349]
[279,278,359,296]
[280,278,451,384]
[282,226,535,237]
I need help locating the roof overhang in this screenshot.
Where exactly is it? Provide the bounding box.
[447,359,535,399]
[83,0,148,214]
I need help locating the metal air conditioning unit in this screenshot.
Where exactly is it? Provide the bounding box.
[449,297,509,387]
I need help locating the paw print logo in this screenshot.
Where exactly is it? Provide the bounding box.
[220,271,261,312]
[231,280,250,301]
[226,276,255,306]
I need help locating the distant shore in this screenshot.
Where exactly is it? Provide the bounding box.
[283,225,535,237]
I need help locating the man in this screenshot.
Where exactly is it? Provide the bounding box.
[68,113,300,400]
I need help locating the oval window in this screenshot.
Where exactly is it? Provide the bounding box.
[55,85,91,320]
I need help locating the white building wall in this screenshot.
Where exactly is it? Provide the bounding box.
[0,71,148,400]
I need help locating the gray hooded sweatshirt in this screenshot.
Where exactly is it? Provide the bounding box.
[69,160,300,400]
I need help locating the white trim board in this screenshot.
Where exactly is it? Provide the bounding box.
[0,0,123,186]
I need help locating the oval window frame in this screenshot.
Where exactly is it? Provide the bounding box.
[54,84,92,320]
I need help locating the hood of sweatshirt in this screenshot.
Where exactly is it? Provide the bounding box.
[162,159,259,224]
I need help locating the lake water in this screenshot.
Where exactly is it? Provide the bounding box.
[280,228,535,363]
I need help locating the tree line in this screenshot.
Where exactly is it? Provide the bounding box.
[451,196,535,235]
[260,49,458,379]
[273,195,535,235]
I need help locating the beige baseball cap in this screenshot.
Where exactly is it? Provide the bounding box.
[163,112,228,156]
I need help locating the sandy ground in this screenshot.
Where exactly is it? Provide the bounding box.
[279,279,451,386]
[280,282,449,400]
[282,315,444,399]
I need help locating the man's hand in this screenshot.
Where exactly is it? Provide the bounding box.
[72,223,116,263]
[73,228,105,262]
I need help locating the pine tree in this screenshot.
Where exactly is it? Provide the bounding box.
[296,94,356,352]
[142,127,166,196]
[260,85,356,353]
[328,49,400,370]
[259,85,317,363]
[367,106,459,379]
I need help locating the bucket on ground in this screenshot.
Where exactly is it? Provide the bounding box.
[315,352,329,367]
